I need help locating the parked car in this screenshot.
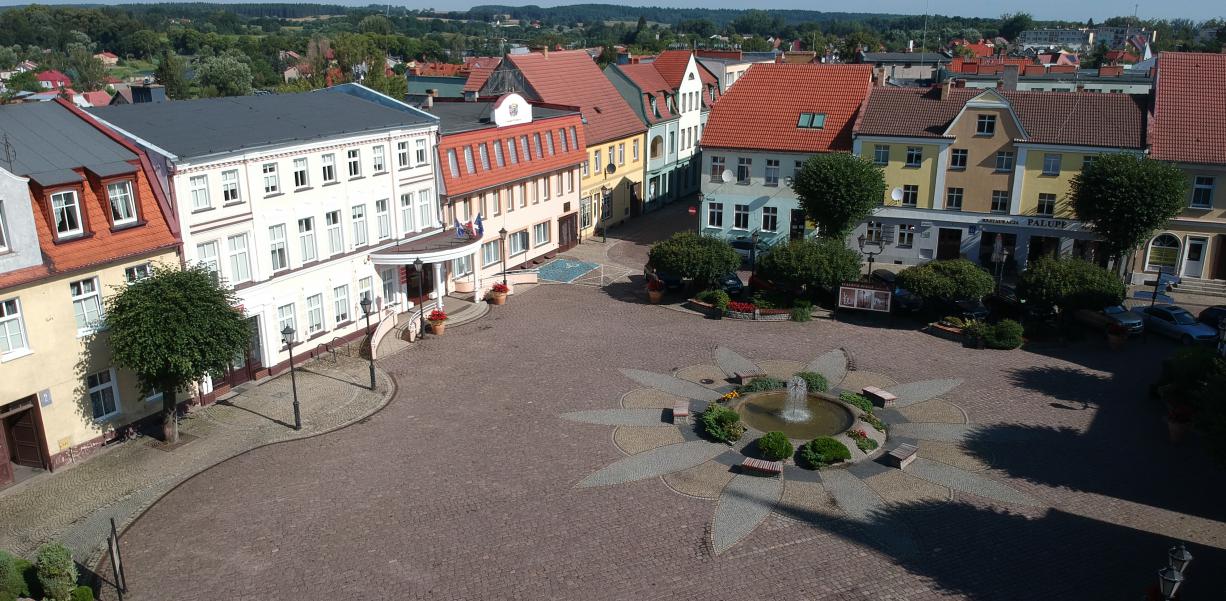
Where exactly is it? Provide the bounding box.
[1198,305,1226,328]
[643,264,684,291]
[719,272,745,296]
[934,297,989,321]
[1131,305,1219,344]
[985,284,1056,322]
[1074,305,1144,335]
[870,269,923,312]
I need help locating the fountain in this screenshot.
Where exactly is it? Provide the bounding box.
[732,377,855,439]
[779,376,812,423]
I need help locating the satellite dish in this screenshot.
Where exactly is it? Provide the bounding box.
[720,169,734,183]
[890,187,904,202]
[605,163,616,175]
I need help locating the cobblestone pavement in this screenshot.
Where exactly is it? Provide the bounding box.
[0,353,392,567]
[94,279,1226,600]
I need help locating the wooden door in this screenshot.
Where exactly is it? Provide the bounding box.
[1214,235,1226,280]
[0,423,13,486]
[558,214,578,252]
[937,228,962,260]
[7,411,42,468]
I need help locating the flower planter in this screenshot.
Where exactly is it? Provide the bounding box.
[648,289,664,304]
[429,322,446,335]
[925,322,966,343]
[725,310,754,320]
[488,291,507,306]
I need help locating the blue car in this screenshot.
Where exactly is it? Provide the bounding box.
[1131,305,1219,345]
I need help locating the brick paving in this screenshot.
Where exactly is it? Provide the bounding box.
[88,277,1226,600]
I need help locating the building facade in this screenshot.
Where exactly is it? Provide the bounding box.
[0,101,180,485]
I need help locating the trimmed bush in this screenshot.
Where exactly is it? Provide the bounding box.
[798,437,851,469]
[695,289,731,312]
[35,543,76,601]
[757,238,862,293]
[1017,256,1125,311]
[0,550,33,601]
[699,405,745,443]
[70,586,95,601]
[968,319,1024,349]
[896,259,994,302]
[839,391,874,413]
[794,371,828,393]
[647,232,741,289]
[756,431,794,461]
[738,376,786,394]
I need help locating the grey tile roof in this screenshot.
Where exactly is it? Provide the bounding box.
[861,52,951,64]
[419,101,577,135]
[88,88,434,161]
[0,102,137,181]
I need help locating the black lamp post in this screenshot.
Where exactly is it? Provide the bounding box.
[750,230,759,277]
[1156,542,1193,600]
[280,325,302,431]
[600,186,611,243]
[857,233,884,277]
[414,258,426,336]
[360,294,375,390]
[498,227,508,286]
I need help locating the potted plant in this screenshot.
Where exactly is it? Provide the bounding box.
[1106,322,1128,350]
[646,278,664,304]
[426,309,448,335]
[488,282,509,306]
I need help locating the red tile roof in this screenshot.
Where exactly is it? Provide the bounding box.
[701,63,873,153]
[437,108,586,197]
[463,58,503,93]
[651,50,693,89]
[855,86,1146,149]
[504,50,644,145]
[1151,52,1226,165]
[36,69,71,85]
[614,63,675,126]
[82,91,111,107]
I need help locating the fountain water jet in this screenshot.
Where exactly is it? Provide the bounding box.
[779,376,812,422]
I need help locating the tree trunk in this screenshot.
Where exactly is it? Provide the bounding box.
[161,380,178,444]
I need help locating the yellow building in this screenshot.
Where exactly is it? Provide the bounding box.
[852,85,1145,272]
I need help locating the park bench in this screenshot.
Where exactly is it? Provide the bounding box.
[672,402,690,424]
[862,386,898,408]
[741,457,784,476]
[734,371,765,385]
[886,443,918,470]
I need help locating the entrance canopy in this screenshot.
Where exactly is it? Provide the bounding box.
[370,228,482,265]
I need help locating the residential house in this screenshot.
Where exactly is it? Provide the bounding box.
[109,84,167,105]
[0,101,180,486]
[94,52,119,67]
[696,50,779,92]
[1016,29,1094,51]
[851,83,1146,272]
[699,64,875,248]
[946,63,1153,94]
[36,70,71,90]
[89,84,441,397]
[857,51,951,83]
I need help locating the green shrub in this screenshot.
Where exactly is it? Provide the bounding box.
[0,550,33,601]
[695,289,731,312]
[798,437,851,469]
[756,432,794,461]
[699,405,744,443]
[70,585,94,601]
[1017,257,1125,311]
[849,429,879,453]
[648,232,741,288]
[839,391,874,413]
[790,300,813,322]
[896,259,994,302]
[738,376,786,394]
[972,319,1024,349]
[35,543,76,601]
[757,238,862,292]
[861,412,887,433]
[751,289,793,310]
[794,371,828,392]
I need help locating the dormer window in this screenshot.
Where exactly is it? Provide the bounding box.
[797,113,826,129]
[650,96,660,118]
[50,190,83,239]
[107,180,137,226]
[976,114,996,135]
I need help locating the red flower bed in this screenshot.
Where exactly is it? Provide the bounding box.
[726,301,757,314]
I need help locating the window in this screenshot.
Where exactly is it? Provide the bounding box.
[896,223,917,248]
[491,190,502,216]
[580,196,593,228]
[107,181,137,225]
[545,132,555,156]
[227,234,251,283]
[533,221,550,246]
[1146,233,1181,271]
[593,150,601,174]
[1192,176,1215,209]
[322,154,336,183]
[950,149,968,170]
[474,240,499,269]
[358,277,373,310]
[901,185,918,207]
[991,190,1010,213]
[372,145,386,172]
[293,157,309,188]
[70,277,103,332]
[736,157,751,184]
[221,170,241,203]
[873,145,889,166]
[762,206,778,232]
[946,187,964,210]
[580,157,589,177]
[558,129,569,152]
[710,156,725,182]
[0,205,8,252]
[463,147,475,174]
[447,149,460,178]
[566,170,574,193]
[995,151,1015,172]
[707,202,723,227]
[1042,153,1061,176]
[419,189,434,227]
[569,127,579,151]
[733,204,749,230]
[765,160,780,187]
[189,176,210,210]
[1081,155,1097,170]
[480,144,493,170]
[333,285,350,323]
[326,210,344,255]
[669,131,676,154]
[380,267,397,305]
[508,140,519,165]
[375,199,391,240]
[397,141,409,168]
[262,163,279,194]
[542,177,551,201]
[352,205,368,247]
[517,184,527,208]
[796,112,826,128]
[905,146,922,168]
[124,263,151,283]
[298,217,317,263]
[1036,193,1057,217]
[269,225,288,271]
[277,303,296,338]
[452,255,472,277]
[397,194,414,233]
[0,298,28,356]
[493,141,504,167]
[196,241,220,281]
[306,294,324,335]
[348,149,362,178]
[633,138,640,161]
[508,230,529,256]
[415,139,428,165]
[976,114,996,135]
[87,369,119,419]
[533,133,543,159]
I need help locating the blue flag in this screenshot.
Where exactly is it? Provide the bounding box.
[475,213,484,237]
[454,218,466,239]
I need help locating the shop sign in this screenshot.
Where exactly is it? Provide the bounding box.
[980,217,1068,230]
[838,281,892,313]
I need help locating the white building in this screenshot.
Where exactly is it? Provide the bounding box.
[89,84,441,392]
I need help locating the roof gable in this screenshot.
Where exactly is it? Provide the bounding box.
[652,50,693,89]
[943,89,1027,139]
[1150,52,1226,165]
[500,50,644,145]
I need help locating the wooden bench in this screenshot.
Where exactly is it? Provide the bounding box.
[734,371,766,385]
[741,457,784,476]
[671,402,690,424]
[886,443,918,469]
[862,386,898,408]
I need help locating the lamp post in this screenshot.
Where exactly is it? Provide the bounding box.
[360,294,375,390]
[414,258,426,336]
[1158,542,1193,600]
[857,233,884,277]
[280,325,302,431]
[750,230,760,277]
[600,186,611,243]
[498,227,508,286]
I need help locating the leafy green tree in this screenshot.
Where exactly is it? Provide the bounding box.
[740,35,772,52]
[1017,257,1125,311]
[125,29,165,59]
[647,232,740,289]
[1193,354,1226,464]
[841,31,878,58]
[65,43,107,91]
[757,238,861,293]
[3,70,40,96]
[196,54,254,97]
[998,12,1034,41]
[0,46,17,69]
[106,264,250,442]
[363,69,407,100]
[1069,153,1189,267]
[359,15,394,36]
[896,259,994,301]
[153,50,189,99]
[792,152,886,239]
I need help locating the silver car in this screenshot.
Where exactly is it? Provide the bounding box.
[1131,305,1219,345]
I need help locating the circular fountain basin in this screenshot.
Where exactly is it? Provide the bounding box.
[733,391,855,439]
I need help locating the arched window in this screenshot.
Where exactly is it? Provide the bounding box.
[1145,233,1181,272]
[649,136,664,160]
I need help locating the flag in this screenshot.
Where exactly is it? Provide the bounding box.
[475,213,484,237]
[454,218,466,239]
[465,220,475,238]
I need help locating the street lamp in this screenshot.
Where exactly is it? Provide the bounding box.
[600,186,611,243]
[857,233,884,277]
[498,227,508,286]
[280,325,302,431]
[750,230,760,277]
[1168,542,1193,573]
[414,258,426,336]
[360,294,375,390]
[1157,542,1193,600]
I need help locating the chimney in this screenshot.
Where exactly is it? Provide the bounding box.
[424,90,434,109]
[995,79,1004,90]
[1003,64,1019,91]
[1075,83,1085,92]
[907,40,914,53]
[941,78,953,100]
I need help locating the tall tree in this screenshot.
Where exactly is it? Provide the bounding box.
[66,43,107,91]
[105,265,250,442]
[153,50,188,99]
[792,152,886,239]
[998,12,1034,41]
[1069,153,1189,267]
[196,53,253,96]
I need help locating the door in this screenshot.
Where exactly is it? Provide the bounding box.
[1182,237,1207,278]
[558,214,578,252]
[789,209,806,240]
[1214,235,1226,280]
[937,228,962,260]
[7,411,41,468]
[223,316,263,388]
[407,264,434,305]
[0,423,12,487]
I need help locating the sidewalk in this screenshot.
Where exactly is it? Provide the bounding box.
[0,353,394,564]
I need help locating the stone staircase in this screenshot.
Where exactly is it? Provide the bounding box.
[1172,277,1226,298]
